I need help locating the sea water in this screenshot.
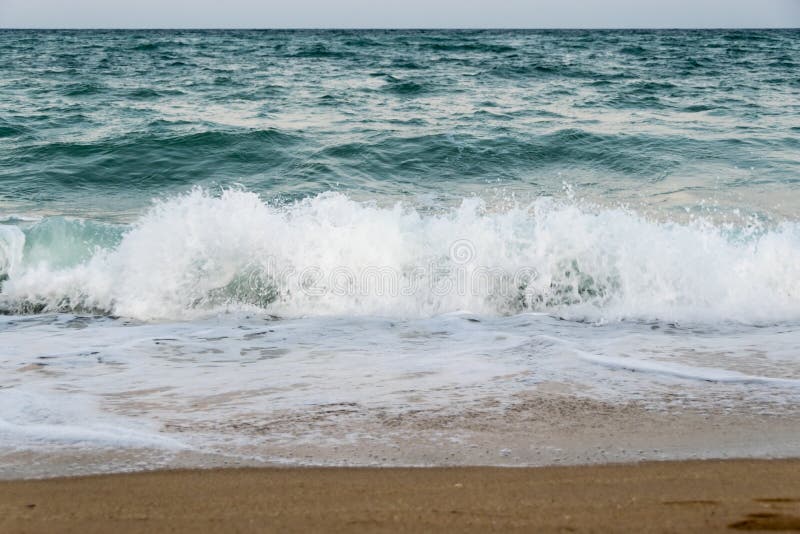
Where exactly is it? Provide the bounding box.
[1,30,799,474]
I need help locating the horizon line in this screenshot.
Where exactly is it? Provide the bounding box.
[1,26,799,31]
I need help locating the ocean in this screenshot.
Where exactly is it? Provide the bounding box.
[1,29,799,476]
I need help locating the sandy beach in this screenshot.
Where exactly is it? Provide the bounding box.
[2,19,800,534]
[2,460,800,533]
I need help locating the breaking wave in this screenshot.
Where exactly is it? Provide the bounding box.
[1,188,799,323]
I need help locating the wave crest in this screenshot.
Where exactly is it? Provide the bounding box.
[1,188,799,323]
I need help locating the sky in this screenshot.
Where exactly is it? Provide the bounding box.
[1,0,799,29]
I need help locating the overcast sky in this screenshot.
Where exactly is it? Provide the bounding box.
[1,0,799,29]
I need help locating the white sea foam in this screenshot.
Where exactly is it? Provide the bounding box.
[1,188,799,323]
[0,388,187,450]
[1,312,798,464]
[576,351,800,387]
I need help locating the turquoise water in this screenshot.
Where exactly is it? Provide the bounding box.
[1,30,800,469]
[2,30,799,217]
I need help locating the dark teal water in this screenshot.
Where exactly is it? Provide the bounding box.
[2,30,799,218]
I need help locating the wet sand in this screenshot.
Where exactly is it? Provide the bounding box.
[6,389,800,480]
[2,460,800,533]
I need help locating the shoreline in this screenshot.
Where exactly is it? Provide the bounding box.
[4,390,799,480]
[2,459,800,532]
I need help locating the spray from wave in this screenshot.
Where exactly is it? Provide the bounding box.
[0,188,799,323]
